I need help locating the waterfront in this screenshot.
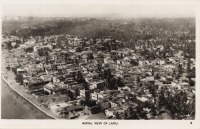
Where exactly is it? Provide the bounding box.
[1,79,52,119]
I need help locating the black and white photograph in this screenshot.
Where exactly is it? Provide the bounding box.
[0,0,200,129]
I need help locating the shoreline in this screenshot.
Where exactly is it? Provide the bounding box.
[1,76,58,120]
[1,75,104,120]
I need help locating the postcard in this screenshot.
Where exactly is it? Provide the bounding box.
[0,0,200,129]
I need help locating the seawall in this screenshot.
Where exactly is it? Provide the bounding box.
[2,76,58,120]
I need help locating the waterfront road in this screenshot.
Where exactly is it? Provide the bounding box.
[1,79,52,119]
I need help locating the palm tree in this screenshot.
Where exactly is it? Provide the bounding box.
[74,71,84,83]
[115,112,121,119]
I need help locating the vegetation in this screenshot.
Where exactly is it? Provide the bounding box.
[15,74,24,85]
[3,17,195,57]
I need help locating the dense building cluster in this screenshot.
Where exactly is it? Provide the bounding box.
[2,18,195,120]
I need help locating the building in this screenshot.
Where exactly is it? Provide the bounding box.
[49,102,70,113]
[43,83,55,94]
[17,68,26,74]
[105,108,115,118]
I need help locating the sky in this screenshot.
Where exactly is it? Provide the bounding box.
[2,2,196,18]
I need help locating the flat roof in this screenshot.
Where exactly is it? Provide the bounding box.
[49,102,70,110]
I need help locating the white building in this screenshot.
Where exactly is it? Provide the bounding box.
[105,108,115,118]
[49,102,70,113]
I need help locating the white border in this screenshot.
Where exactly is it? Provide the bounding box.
[0,1,200,129]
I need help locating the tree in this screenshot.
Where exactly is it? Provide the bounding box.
[16,39,22,44]
[76,47,82,52]
[115,112,121,119]
[87,52,94,61]
[126,107,133,118]
[67,90,75,100]
[107,43,111,52]
[6,41,13,50]
[15,74,23,85]
[25,47,34,53]
[137,77,141,84]
[79,99,85,106]
[178,63,183,76]
[130,59,138,66]
[106,77,117,90]
[82,39,86,48]
[155,73,161,79]
[74,71,84,83]
[75,88,80,97]
[124,112,128,119]
[116,77,124,87]
[103,68,112,79]
[189,78,195,86]
[140,110,148,119]
[85,90,91,105]
[126,107,139,119]
[6,66,11,71]
[74,58,79,64]
[37,48,44,56]
[97,63,102,72]
[97,53,105,59]
[37,47,50,56]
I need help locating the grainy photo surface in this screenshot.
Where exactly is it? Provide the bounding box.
[1,3,196,121]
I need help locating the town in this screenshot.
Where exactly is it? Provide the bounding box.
[2,17,195,120]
